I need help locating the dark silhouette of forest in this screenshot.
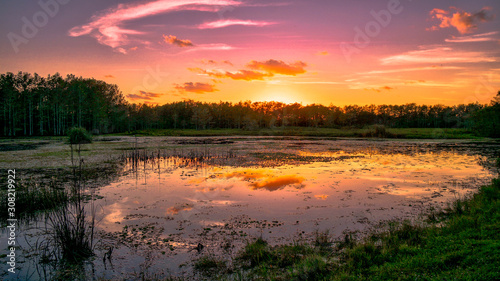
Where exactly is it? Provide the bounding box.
[1,71,498,137]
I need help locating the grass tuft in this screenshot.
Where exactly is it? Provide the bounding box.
[194,255,228,277]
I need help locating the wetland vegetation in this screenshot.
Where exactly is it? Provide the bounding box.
[1,135,499,280]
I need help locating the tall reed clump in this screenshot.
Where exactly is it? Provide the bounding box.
[47,197,95,263]
[45,127,95,263]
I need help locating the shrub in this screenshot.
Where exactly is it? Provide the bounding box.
[67,127,92,145]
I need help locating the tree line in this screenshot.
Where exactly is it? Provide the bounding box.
[1,71,498,137]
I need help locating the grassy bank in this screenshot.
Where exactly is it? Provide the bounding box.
[118,127,479,139]
[194,177,500,280]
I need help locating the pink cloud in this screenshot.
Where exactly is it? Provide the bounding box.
[358,66,463,76]
[381,46,496,65]
[68,0,242,53]
[428,7,494,34]
[198,19,276,29]
[445,31,499,43]
[180,43,235,53]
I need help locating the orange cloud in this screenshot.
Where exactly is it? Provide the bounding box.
[404,80,426,85]
[364,86,394,93]
[247,59,307,76]
[190,67,272,81]
[163,35,194,47]
[225,70,273,81]
[175,82,217,94]
[317,51,330,56]
[190,59,307,82]
[104,74,115,78]
[127,91,162,101]
[428,7,494,34]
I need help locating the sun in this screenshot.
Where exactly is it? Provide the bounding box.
[258,86,301,104]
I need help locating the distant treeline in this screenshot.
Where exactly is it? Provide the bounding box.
[1,72,499,137]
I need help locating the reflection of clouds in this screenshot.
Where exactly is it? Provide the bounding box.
[104,203,123,223]
[315,194,329,200]
[195,185,233,193]
[250,175,305,191]
[166,203,193,215]
[223,169,269,180]
[203,168,306,192]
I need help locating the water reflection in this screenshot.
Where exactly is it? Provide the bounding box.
[167,203,194,215]
[204,168,306,191]
[97,141,496,244]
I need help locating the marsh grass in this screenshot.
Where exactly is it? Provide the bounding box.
[194,255,229,277]
[117,127,478,139]
[0,178,69,222]
[193,178,500,280]
[32,128,97,268]
[45,194,95,263]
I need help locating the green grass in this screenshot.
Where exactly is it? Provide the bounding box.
[115,127,479,139]
[193,255,229,277]
[193,177,500,280]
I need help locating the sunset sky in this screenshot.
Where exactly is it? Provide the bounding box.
[1,0,499,106]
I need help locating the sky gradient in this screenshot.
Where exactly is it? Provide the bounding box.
[1,0,499,106]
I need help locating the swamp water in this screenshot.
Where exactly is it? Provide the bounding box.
[1,137,498,280]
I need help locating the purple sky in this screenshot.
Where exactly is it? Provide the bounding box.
[1,0,499,105]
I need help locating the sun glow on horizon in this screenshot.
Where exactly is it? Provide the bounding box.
[255,86,305,104]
